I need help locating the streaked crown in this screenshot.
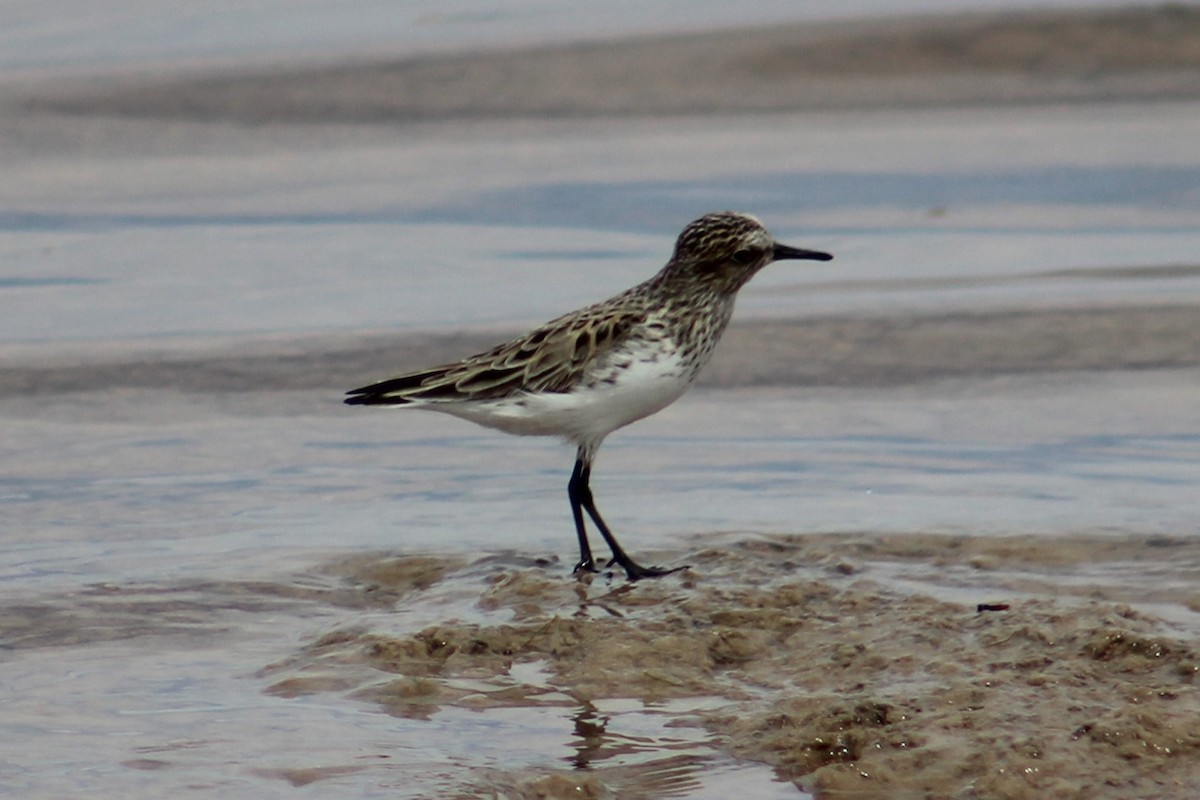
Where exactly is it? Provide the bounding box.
[671,211,770,265]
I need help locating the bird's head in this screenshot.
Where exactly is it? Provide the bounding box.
[664,211,832,294]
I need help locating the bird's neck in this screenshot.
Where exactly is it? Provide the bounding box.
[643,268,742,305]
[636,273,738,342]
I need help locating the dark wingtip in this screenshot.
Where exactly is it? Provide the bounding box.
[344,383,369,405]
[344,393,412,406]
[344,384,407,406]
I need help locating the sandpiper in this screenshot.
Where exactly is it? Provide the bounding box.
[346,211,832,579]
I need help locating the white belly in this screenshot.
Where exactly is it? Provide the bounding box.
[431,348,695,445]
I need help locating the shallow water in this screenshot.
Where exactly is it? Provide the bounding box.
[5,102,1200,349]
[6,370,1200,589]
[4,6,1200,796]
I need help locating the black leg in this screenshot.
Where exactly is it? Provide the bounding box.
[566,448,683,581]
[568,454,598,574]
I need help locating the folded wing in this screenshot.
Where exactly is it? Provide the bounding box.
[344,306,643,406]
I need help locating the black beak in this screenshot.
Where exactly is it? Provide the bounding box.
[773,242,833,262]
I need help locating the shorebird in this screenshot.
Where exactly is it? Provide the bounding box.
[346,212,832,579]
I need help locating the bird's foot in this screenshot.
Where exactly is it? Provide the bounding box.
[573,558,601,576]
[609,558,689,582]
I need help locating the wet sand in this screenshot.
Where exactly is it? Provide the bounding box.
[12,6,1200,122]
[4,299,1200,397]
[264,534,1200,798]
[4,5,1200,799]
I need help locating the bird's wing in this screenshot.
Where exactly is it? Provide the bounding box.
[345,304,645,405]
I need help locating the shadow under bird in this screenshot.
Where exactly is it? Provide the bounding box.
[346,211,833,580]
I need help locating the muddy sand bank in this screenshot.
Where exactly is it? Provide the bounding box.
[252,532,1200,798]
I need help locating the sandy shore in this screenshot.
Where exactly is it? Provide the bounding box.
[9,6,1200,123]
[3,299,1200,397]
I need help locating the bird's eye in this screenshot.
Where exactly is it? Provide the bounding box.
[731,249,755,265]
